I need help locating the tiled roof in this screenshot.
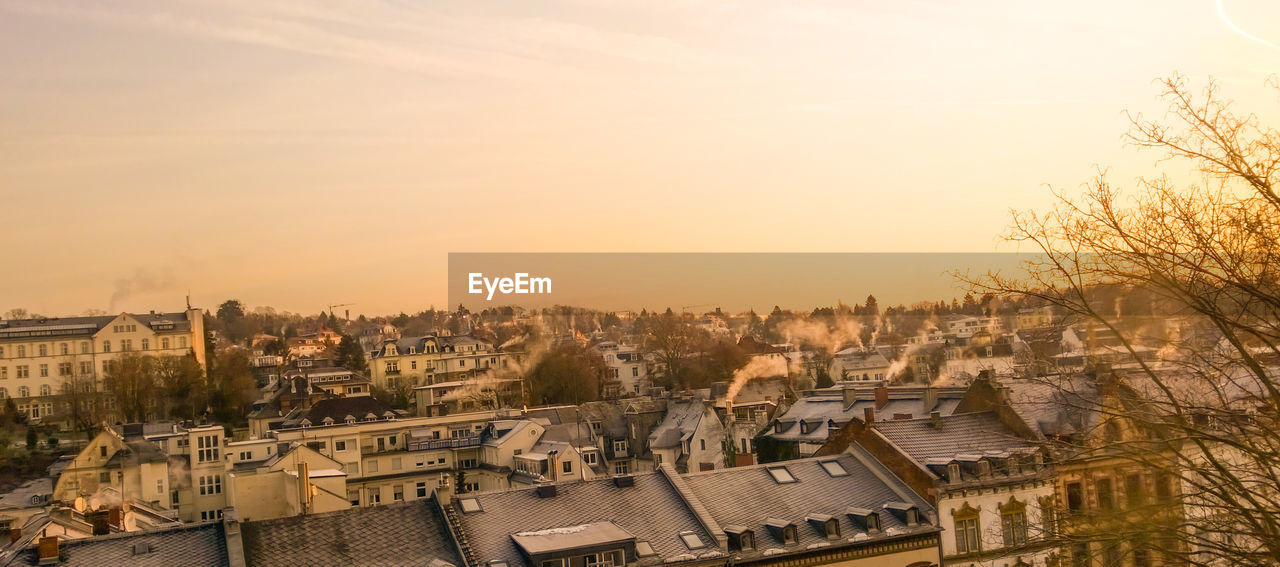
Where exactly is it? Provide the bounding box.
[872,412,1036,465]
[679,448,939,562]
[242,499,461,567]
[291,397,396,427]
[454,472,717,567]
[4,522,228,567]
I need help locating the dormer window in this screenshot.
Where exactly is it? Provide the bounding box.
[765,518,797,545]
[846,508,880,533]
[806,514,840,539]
[723,526,755,551]
[884,502,923,527]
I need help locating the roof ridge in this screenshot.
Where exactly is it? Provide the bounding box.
[657,464,726,549]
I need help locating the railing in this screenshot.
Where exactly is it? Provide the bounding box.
[408,435,482,452]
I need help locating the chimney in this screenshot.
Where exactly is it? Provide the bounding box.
[842,384,858,408]
[547,450,559,482]
[297,462,312,514]
[108,507,122,529]
[929,411,941,429]
[612,475,635,488]
[863,407,875,426]
[874,386,888,410]
[37,536,58,565]
[535,484,557,498]
[86,510,110,535]
[923,387,938,415]
[8,528,20,544]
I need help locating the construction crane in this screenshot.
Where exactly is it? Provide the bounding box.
[327,303,355,321]
[681,303,714,314]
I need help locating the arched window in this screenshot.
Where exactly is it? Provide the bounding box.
[0,388,8,399]
[952,502,981,554]
[18,386,29,398]
[999,496,1029,546]
[38,384,51,397]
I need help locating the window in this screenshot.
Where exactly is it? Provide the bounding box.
[584,452,597,465]
[416,482,428,498]
[562,460,572,474]
[161,338,170,349]
[1072,543,1090,567]
[819,460,848,477]
[102,341,111,353]
[955,516,980,554]
[16,366,27,379]
[766,466,797,484]
[121,339,132,351]
[198,475,222,495]
[0,388,6,398]
[197,435,220,463]
[17,386,28,397]
[99,472,111,483]
[700,439,706,451]
[411,361,417,370]
[156,479,164,495]
[367,461,379,473]
[613,461,630,475]
[38,385,50,396]
[141,339,149,350]
[38,345,47,357]
[1126,473,1145,508]
[1096,477,1114,511]
[38,364,48,378]
[613,440,628,454]
[865,513,880,532]
[632,367,639,377]
[680,531,705,549]
[100,446,108,457]
[370,489,381,505]
[16,346,24,357]
[1155,472,1175,502]
[1066,481,1084,512]
[58,363,72,377]
[1001,510,1028,546]
[393,484,404,501]
[460,458,477,469]
[179,337,187,348]
[335,441,347,451]
[392,457,403,471]
[458,498,482,513]
[80,361,92,375]
[583,550,622,567]
[59,344,68,356]
[653,453,662,466]
[0,367,6,380]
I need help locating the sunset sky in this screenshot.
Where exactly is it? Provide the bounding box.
[2,0,1278,316]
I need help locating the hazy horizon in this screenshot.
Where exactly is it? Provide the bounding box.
[4,0,1279,316]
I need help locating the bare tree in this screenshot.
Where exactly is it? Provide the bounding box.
[963,74,1280,566]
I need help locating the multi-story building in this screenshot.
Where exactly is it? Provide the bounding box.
[598,341,650,397]
[369,334,524,413]
[0,308,206,422]
[53,422,227,523]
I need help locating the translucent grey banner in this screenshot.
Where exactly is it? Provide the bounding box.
[447,253,1033,312]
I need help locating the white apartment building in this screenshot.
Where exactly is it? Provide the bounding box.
[0,309,206,422]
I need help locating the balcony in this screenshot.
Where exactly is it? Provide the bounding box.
[407,435,482,452]
[385,369,402,375]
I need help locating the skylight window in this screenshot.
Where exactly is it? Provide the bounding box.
[680,531,705,549]
[819,460,848,477]
[458,498,483,513]
[766,466,797,484]
[635,541,656,557]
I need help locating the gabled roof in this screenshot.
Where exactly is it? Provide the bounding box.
[242,498,461,567]
[648,400,705,449]
[679,448,938,561]
[4,522,228,567]
[285,397,396,429]
[452,471,718,567]
[871,412,1037,465]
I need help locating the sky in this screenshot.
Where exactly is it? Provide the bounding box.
[2,0,1278,317]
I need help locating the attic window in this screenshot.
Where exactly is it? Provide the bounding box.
[766,466,797,484]
[458,498,483,514]
[635,541,657,557]
[679,531,706,549]
[818,460,848,477]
